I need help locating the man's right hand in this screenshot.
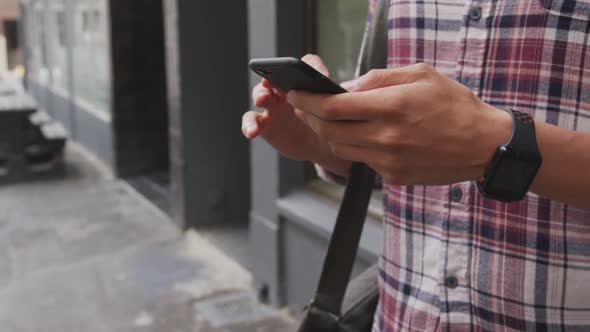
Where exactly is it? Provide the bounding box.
[241,55,351,177]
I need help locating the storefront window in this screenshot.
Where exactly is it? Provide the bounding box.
[71,0,111,114]
[29,2,50,85]
[48,1,69,95]
[308,0,383,218]
[315,0,368,84]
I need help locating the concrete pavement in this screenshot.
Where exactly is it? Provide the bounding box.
[0,144,295,332]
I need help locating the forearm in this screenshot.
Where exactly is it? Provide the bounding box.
[529,122,590,208]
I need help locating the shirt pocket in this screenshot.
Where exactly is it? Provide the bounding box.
[538,0,590,21]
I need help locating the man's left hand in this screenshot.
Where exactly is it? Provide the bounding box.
[286,63,513,185]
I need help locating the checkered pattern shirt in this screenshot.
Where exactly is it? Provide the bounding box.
[335,0,590,331]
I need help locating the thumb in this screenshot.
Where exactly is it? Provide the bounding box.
[302,54,330,77]
[341,69,393,92]
[341,64,434,92]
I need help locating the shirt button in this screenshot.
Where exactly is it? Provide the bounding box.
[451,187,463,202]
[469,6,482,21]
[445,276,459,289]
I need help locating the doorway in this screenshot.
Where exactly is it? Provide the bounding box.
[109,0,170,214]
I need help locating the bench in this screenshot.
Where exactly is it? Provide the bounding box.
[0,72,68,183]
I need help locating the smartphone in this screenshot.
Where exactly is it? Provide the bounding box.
[249,57,347,95]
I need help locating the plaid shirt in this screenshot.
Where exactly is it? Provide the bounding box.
[346,0,590,331]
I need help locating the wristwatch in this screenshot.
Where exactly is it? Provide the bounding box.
[477,109,543,202]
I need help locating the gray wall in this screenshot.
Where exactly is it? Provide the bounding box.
[163,1,251,228]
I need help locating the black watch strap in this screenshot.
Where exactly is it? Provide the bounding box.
[507,110,540,153]
[477,109,543,202]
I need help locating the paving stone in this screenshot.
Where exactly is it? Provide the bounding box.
[0,145,295,332]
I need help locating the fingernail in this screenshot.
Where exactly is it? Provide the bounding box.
[341,80,358,91]
[246,125,256,135]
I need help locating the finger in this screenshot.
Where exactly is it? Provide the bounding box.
[303,113,378,146]
[346,63,435,92]
[261,78,274,89]
[254,86,288,109]
[241,111,266,139]
[272,88,286,98]
[287,87,404,121]
[262,79,286,96]
[293,108,306,122]
[328,142,385,165]
[327,143,413,184]
[259,80,288,100]
[253,83,272,107]
[254,92,275,109]
[340,80,358,92]
[302,54,330,77]
[286,90,371,121]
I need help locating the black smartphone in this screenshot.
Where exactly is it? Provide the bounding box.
[249,57,347,95]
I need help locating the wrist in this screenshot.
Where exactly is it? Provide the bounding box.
[311,140,352,178]
[474,103,513,178]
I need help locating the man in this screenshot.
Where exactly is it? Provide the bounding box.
[242,0,590,330]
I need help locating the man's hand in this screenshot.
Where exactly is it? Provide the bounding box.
[286,63,513,185]
[242,55,351,177]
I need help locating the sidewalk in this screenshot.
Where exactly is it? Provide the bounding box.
[0,144,295,332]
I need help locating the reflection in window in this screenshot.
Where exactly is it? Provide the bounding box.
[29,7,50,85]
[82,10,101,35]
[25,0,111,115]
[56,11,66,47]
[49,3,69,94]
[315,0,368,84]
[307,0,384,219]
[72,0,111,114]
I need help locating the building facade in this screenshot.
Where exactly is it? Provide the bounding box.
[20,0,381,310]
[0,0,20,70]
[21,0,169,177]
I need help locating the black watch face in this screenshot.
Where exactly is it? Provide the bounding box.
[484,149,542,201]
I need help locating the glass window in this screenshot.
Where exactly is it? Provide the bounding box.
[47,1,69,95]
[315,0,368,84]
[71,0,111,115]
[28,2,50,86]
[56,11,66,47]
[308,0,383,218]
